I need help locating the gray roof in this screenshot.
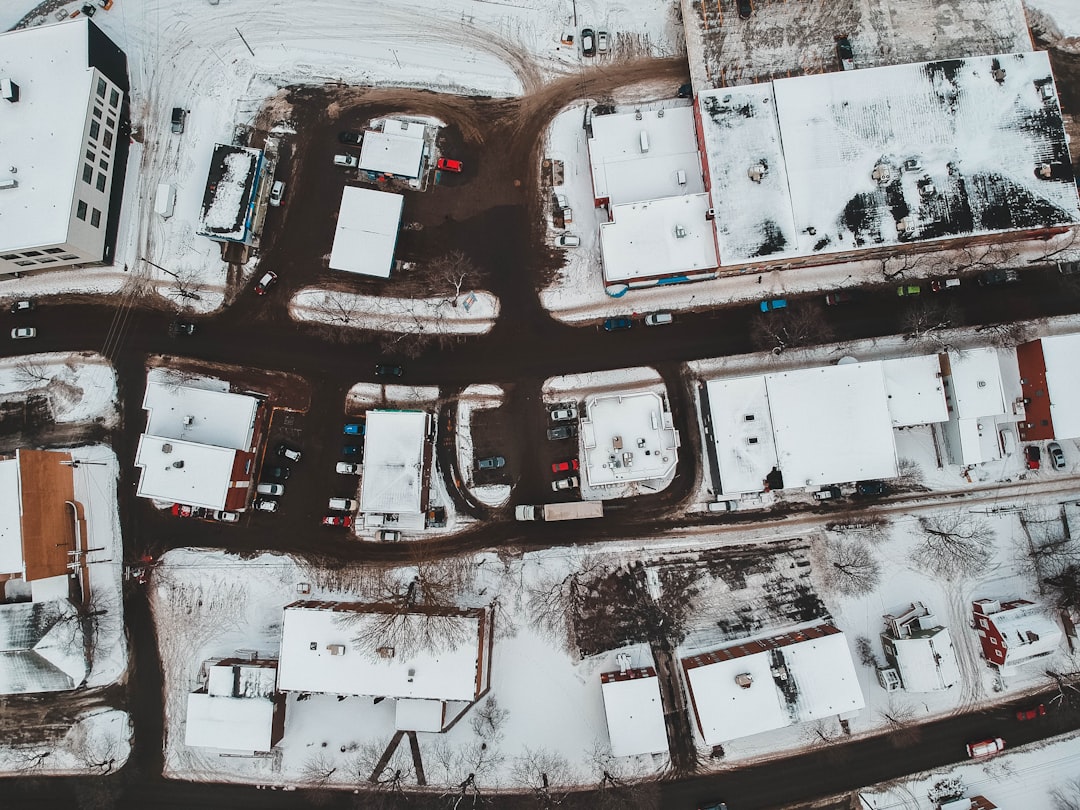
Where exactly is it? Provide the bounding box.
[0,600,87,694]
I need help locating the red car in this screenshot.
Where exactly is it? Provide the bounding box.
[551,459,580,473]
[322,515,353,528]
[1016,704,1047,721]
[254,271,278,295]
[171,503,193,518]
[437,157,463,173]
[1025,445,1041,470]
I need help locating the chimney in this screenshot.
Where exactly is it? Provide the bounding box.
[1,78,19,103]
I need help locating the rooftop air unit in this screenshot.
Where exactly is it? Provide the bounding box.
[734,673,753,689]
[1,78,19,103]
[327,644,345,656]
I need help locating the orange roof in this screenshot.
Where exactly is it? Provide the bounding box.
[17,450,75,581]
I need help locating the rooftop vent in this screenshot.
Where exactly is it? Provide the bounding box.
[992,67,1006,84]
[172,460,185,469]
[161,443,173,454]
[616,652,632,674]
[674,224,687,239]
[747,163,768,183]
[376,646,395,659]
[183,415,194,426]
[1,78,19,103]
[734,672,753,689]
[871,163,892,185]
[327,644,345,656]
[0,179,17,191]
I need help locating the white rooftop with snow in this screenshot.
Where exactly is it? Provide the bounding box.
[360,410,429,514]
[134,436,238,510]
[0,459,21,576]
[1039,334,1080,439]
[328,186,404,278]
[946,348,1008,418]
[579,391,679,487]
[600,671,669,758]
[0,19,95,253]
[698,52,1080,265]
[197,144,262,242]
[588,106,705,205]
[600,195,718,283]
[185,693,276,752]
[881,355,949,427]
[982,600,1063,667]
[277,603,482,701]
[704,377,777,495]
[890,628,961,693]
[142,381,258,451]
[358,119,426,178]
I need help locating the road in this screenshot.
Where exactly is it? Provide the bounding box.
[2,45,1080,810]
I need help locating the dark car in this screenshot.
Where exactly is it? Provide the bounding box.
[342,445,361,457]
[1025,445,1041,470]
[603,317,632,331]
[265,466,291,481]
[277,443,302,463]
[477,456,505,470]
[171,320,196,336]
[338,131,362,145]
[254,270,278,295]
[375,363,404,378]
[677,82,694,99]
[978,268,1019,286]
[736,0,752,19]
[547,425,578,441]
[835,35,854,70]
[170,106,186,134]
[581,28,596,56]
[824,291,855,306]
[856,480,888,496]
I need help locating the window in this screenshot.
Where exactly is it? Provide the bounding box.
[93,107,102,120]
[44,248,65,254]
[77,201,88,220]
[82,164,94,183]
[95,173,106,192]
[91,208,101,227]
[103,130,113,149]
[37,257,57,264]
[96,78,106,98]
[109,89,119,107]
[60,254,79,260]
[106,117,115,130]
[86,148,95,161]
[22,250,41,257]
[1,254,18,261]
[89,120,100,140]
[99,158,109,170]
[15,260,35,267]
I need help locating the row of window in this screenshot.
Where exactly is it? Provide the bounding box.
[1,246,81,266]
[95,77,121,111]
[76,200,103,227]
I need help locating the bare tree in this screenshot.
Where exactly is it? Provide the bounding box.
[750,303,835,354]
[14,357,52,387]
[1045,564,1080,611]
[953,243,1019,273]
[878,253,934,280]
[822,537,881,596]
[352,737,415,786]
[802,718,842,748]
[11,748,51,773]
[511,748,572,808]
[825,513,892,544]
[975,320,1033,348]
[67,714,121,774]
[166,268,204,302]
[315,290,360,325]
[470,695,509,740]
[879,699,922,748]
[855,635,881,669]
[527,554,613,654]
[928,776,966,805]
[1032,227,1080,263]
[912,513,993,578]
[301,753,340,789]
[434,250,474,307]
[1052,777,1080,810]
[901,299,961,349]
[591,769,661,810]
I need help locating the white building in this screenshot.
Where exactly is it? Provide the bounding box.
[940,348,1014,466]
[358,118,427,180]
[579,390,680,488]
[599,657,668,758]
[133,381,263,511]
[0,19,128,275]
[329,186,404,277]
[359,410,432,526]
[185,658,284,752]
[878,602,960,693]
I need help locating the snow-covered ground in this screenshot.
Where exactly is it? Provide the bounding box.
[291,288,499,336]
[456,384,511,508]
[0,352,119,427]
[1025,0,1080,41]
[0,709,131,777]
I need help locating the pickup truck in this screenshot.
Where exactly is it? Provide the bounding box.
[515,502,603,521]
[171,107,186,134]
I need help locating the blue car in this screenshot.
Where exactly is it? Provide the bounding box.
[760,298,787,312]
[342,445,360,457]
[603,317,632,331]
[344,423,364,435]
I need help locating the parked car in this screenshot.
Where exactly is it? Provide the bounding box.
[277,443,302,462]
[9,299,34,314]
[552,475,580,491]
[268,180,285,207]
[552,459,580,473]
[1025,444,1041,470]
[812,487,841,501]
[256,483,284,496]
[1048,441,1066,470]
[375,529,402,542]
[978,268,1019,286]
[212,510,240,523]
[644,311,674,326]
[336,461,360,475]
[550,407,578,422]
[554,193,570,211]
[10,327,36,339]
[328,497,358,511]
[477,456,505,470]
[966,737,1005,758]
[603,317,632,331]
[835,35,854,70]
[930,277,961,292]
[342,445,361,457]
[170,106,186,134]
[557,233,580,247]
[707,500,740,512]
[1057,260,1080,276]
[677,82,694,98]
[171,320,196,336]
[897,284,921,297]
[265,466,291,481]
[339,131,362,145]
[322,515,353,527]
[333,154,359,167]
[344,423,365,435]
[1016,704,1047,721]
[254,271,278,295]
[375,363,404,378]
[736,0,752,18]
[856,480,888,496]
[698,802,728,810]
[759,298,787,312]
[824,291,855,306]
[437,157,463,172]
[171,503,193,518]
[547,425,578,441]
[597,30,610,53]
[581,28,596,56]
[254,498,278,513]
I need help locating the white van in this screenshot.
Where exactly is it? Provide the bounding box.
[644,311,673,326]
[707,500,739,512]
[155,183,176,219]
[256,483,284,496]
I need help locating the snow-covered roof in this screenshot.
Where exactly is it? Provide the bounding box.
[142,381,258,451]
[980,600,1063,665]
[0,19,95,253]
[206,660,277,698]
[0,599,86,695]
[682,624,864,746]
[134,435,237,511]
[698,52,1080,266]
[881,355,949,427]
[703,377,778,495]
[889,627,961,692]
[358,120,426,178]
[394,698,445,732]
[767,363,898,487]
[579,391,679,487]
[0,459,21,576]
[946,348,1007,418]
[277,602,485,701]
[600,668,669,757]
[1038,334,1080,439]
[197,144,262,241]
[328,186,404,278]
[600,195,719,283]
[588,106,705,205]
[184,693,276,752]
[359,410,429,514]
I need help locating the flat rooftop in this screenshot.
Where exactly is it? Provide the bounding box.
[881,355,949,427]
[945,348,1007,418]
[704,377,778,495]
[359,410,429,514]
[185,693,276,752]
[1039,334,1080,439]
[134,435,236,510]
[580,391,679,487]
[328,186,403,278]
[197,144,261,241]
[358,119,426,179]
[600,669,669,757]
[0,459,22,576]
[600,194,718,283]
[143,381,258,451]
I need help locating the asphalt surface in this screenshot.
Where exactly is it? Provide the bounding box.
[2,45,1080,810]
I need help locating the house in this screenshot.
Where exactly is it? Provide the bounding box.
[0,449,85,602]
[1016,334,1080,442]
[133,380,264,512]
[579,390,680,489]
[357,118,427,181]
[939,348,1015,466]
[972,598,1063,670]
[0,599,87,694]
[940,798,997,810]
[276,600,493,732]
[877,602,960,692]
[328,187,403,278]
[599,654,669,757]
[185,657,284,752]
[680,623,864,745]
[0,18,129,276]
[197,143,268,245]
[359,410,434,529]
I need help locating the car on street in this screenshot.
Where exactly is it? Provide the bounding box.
[333,154,359,167]
[966,737,1005,758]
[824,291,855,306]
[344,423,365,435]
[552,475,580,491]
[212,510,240,523]
[759,298,787,312]
[547,425,578,441]
[322,515,353,528]
[1016,704,1047,721]
[10,299,34,314]
[254,498,278,513]
[171,320,196,336]
[375,529,402,542]
[277,443,302,462]
[603,317,632,331]
[375,363,403,378]
[254,271,278,295]
[931,277,961,292]
[978,268,1019,286]
[552,459,580,473]
[477,456,505,470]
[597,30,609,53]
[1048,441,1066,470]
[581,28,596,56]
[812,487,841,501]
[265,466,291,481]
[835,35,854,70]
[557,233,580,247]
[10,327,36,339]
[339,131,362,145]
[437,157,463,172]
[336,461,360,475]
[856,480,888,496]
[1025,444,1041,470]
[897,284,921,296]
[342,445,361,457]
[550,407,578,422]
[328,497,358,511]
[171,503,193,518]
[677,82,694,98]
[644,311,673,326]
[699,802,728,810]
[269,180,285,207]
[736,0,752,18]
[256,483,285,496]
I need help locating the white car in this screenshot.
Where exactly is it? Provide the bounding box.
[644,312,673,326]
[269,180,285,206]
[333,154,358,167]
[11,327,36,339]
[256,483,284,496]
[213,510,240,523]
[336,461,360,475]
[557,233,580,247]
[550,407,577,422]
[254,498,278,513]
[552,476,580,491]
[597,30,609,53]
